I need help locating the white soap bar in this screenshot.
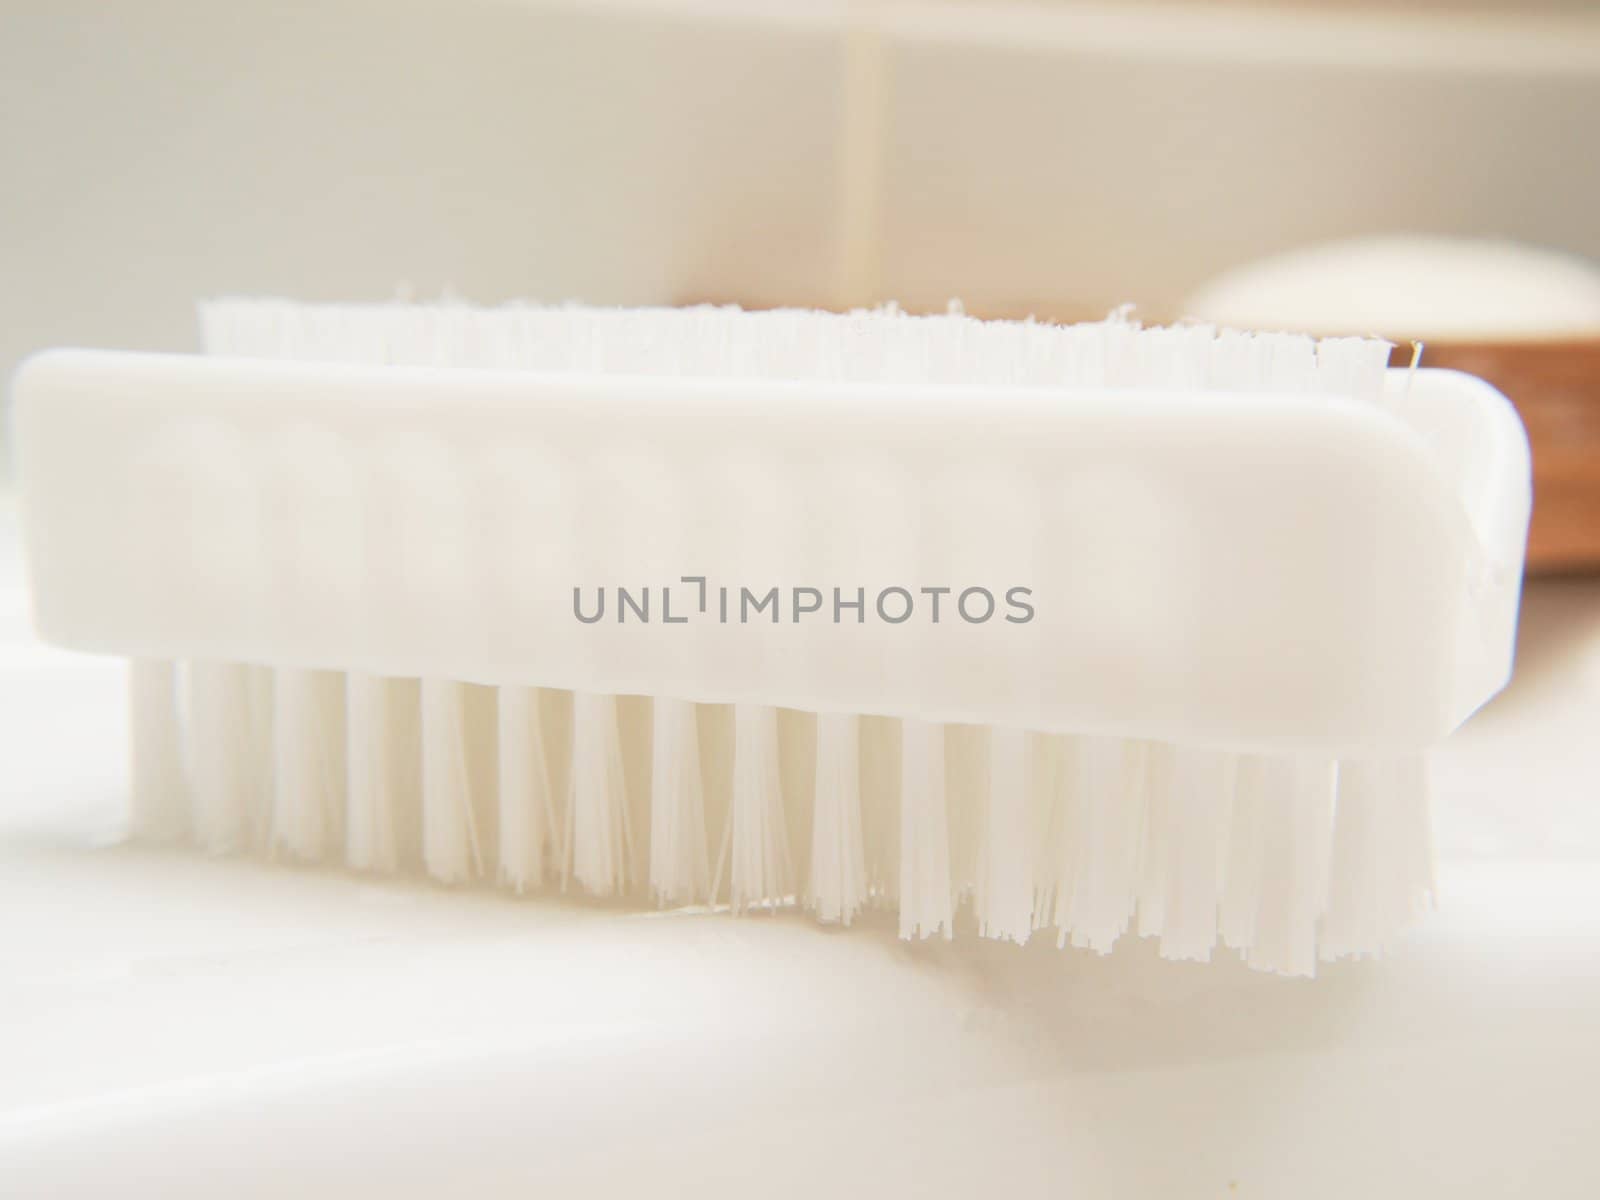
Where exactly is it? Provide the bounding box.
[1185,235,1600,339]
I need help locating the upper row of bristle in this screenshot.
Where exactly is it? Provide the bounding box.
[200,299,1392,400]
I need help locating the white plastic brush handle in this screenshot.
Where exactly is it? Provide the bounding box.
[10,351,1529,755]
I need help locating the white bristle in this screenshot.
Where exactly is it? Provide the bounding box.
[346,674,420,874]
[1029,735,1072,934]
[245,665,275,847]
[1320,756,1435,961]
[539,690,574,855]
[1151,747,1233,963]
[128,659,190,842]
[1136,742,1176,940]
[809,711,867,925]
[858,714,901,906]
[941,723,987,923]
[1219,755,1267,953]
[161,298,1435,971]
[1386,757,1436,928]
[614,695,656,897]
[898,718,952,940]
[777,709,818,907]
[977,727,1036,945]
[567,692,631,896]
[1055,737,1146,953]
[719,703,793,913]
[270,668,345,862]
[497,685,555,894]
[648,697,709,906]
[1246,757,1336,977]
[1321,762,1382,959]
[187,661,262,853]
[420,679,492,885]
[200,300,1389,407]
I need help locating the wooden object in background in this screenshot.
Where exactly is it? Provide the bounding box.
[1392,339,1600,574]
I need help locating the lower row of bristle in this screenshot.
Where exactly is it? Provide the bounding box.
[127,658,1433,976]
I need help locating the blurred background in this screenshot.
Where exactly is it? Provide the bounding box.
[2,0,1597,352]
